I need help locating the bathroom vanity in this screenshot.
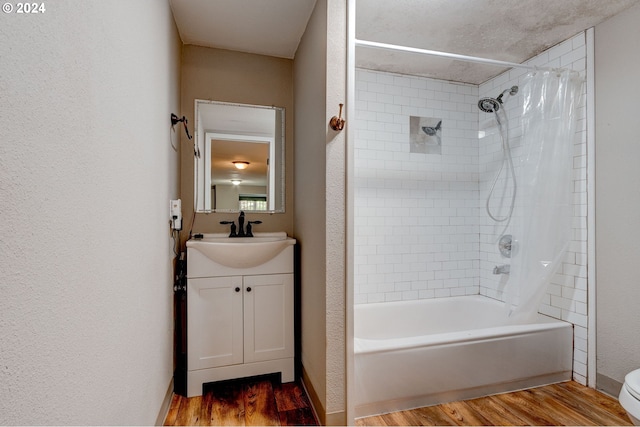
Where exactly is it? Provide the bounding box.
[184,233,295,397]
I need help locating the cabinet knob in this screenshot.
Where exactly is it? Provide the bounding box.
[235,287,241,292]
[246,287,252,292]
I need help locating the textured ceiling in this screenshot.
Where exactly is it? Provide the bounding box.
[169,0,638,84]
[356,0,639,84]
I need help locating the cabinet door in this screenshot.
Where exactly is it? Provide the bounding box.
[243,274,294,363]
[188,276,243,370]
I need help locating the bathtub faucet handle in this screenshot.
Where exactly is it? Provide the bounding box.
[493,264,510,275]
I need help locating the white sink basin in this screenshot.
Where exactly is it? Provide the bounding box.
[186,232,296,269]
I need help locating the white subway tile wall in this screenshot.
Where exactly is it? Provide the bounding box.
[354,70,480,304]
[354,32,588,384]
[479,32,588,385]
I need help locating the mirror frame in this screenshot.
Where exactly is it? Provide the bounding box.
[194,100,285,213]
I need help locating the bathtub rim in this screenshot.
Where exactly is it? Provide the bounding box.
[354,295,574,355]
[355,318,572,355]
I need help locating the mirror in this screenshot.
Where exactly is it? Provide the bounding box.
[194,100,285,213]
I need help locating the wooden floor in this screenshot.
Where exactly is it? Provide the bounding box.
[165,379,631,426]
[357,381,632,426]
[164,375,318,426]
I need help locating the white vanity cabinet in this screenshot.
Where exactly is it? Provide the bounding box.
[187,276,243,371]
[185,239,295,397]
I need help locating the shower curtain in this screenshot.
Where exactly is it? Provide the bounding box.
[506,69,584,321]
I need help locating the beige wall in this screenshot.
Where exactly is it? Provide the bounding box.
[294,0,347,424]
[180,46,294,236]
[294,0,328,419]
[0,1,181,424]
[595,2,640,394]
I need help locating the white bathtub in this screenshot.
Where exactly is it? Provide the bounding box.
[354,295,573,418]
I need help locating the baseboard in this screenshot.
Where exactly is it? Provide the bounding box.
[301,366,325,425]
[155,378,174,426]
[596,373,623,398]
[301,366,346,426]
[325,410,347,426]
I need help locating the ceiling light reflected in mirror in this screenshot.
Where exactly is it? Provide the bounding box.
[233,161,250,170]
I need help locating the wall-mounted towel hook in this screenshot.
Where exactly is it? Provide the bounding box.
[330,103,345,131]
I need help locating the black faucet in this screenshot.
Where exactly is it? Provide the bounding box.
[219,220,237,237]
[246,220,262,237]
[220,211,262,237]
[237,211,246,237]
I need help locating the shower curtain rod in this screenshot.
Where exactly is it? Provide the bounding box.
[355,39,560,73]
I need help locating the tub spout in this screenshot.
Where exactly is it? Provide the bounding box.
[493,264,510,275]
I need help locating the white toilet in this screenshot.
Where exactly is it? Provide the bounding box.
[620,369,640,425]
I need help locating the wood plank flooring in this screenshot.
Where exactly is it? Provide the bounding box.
[165,378,630,426]
[356,381,632,426]
[164,375,318,426]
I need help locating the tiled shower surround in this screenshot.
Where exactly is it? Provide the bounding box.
[354,32,588,383]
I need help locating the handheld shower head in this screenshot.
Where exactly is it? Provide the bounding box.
[478,86,519,113]
[478,98,501,113]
